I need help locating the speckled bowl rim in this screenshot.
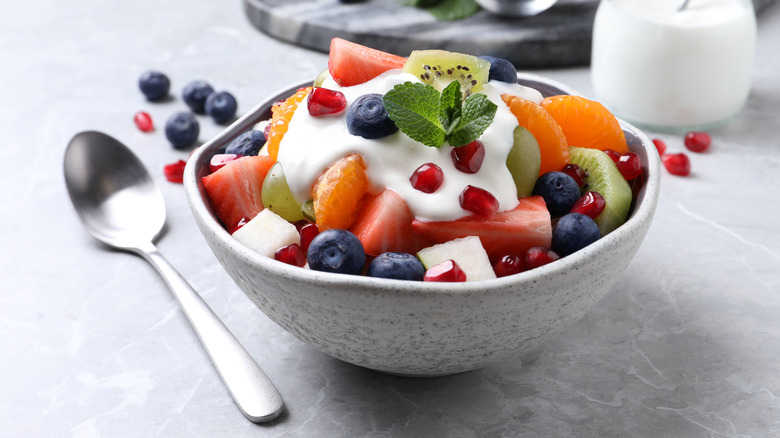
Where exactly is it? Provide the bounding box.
[184,72,661,295]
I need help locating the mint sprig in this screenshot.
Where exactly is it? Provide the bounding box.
[382,81,497,148]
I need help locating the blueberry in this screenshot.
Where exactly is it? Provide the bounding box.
[205,91,238,124]
[182,80,214,113]
[138,70,170,101]
[367,252,425,281]
[532,171,581,218]
[479,56,517,83]
[165,112,199,149]
[346,93,398,139]
[307,229,366,275]
[551,213,601,257]
[225,130,265,156]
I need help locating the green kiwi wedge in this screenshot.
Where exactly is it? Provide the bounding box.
[261,162,304,223]
[403,50,490,98]
[568,146,632,236]
[506,126,541,198]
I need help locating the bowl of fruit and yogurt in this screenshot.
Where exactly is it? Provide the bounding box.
[184,39,661,376]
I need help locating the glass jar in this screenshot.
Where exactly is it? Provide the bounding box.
[590,0,757,132]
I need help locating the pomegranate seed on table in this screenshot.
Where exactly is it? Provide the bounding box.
[134,111,154,132]
[617,151,643,180]
[561,163,588,188]
[459,185,499,217]
[493,254,525,277]
[307,87,347,116]
[652,138,667,156]
[410,162,444,193]
[524,247,560,270]
[570,191,606,219]
[424,259,467,282]
[603,149,621,164]
[275,243,306,267]
[209,153,243,173]
[299,223,320,253]
[163,160,187,183]
[662,153,691,176]
[451,140,485,174]
[684,131,711,153]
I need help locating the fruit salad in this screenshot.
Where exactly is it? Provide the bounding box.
[200,38,643,282]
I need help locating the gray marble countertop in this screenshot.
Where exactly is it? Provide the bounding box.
[3,1,780,437]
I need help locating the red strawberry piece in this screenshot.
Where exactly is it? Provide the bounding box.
[684,131,711,152]
[163,160,186,183]
[328,38,406,87]
[524,247,559,270]
[307,87,347,116]
[424,260,467,282]
[201,155,276,233]
[451,140,485,174]
[412,195,552,262]
[350,189,432,256]
[662,153,691,176]
[460,185,499,217]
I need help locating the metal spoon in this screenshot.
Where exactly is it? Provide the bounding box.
[63,131,284,424]
[474,0,558,17]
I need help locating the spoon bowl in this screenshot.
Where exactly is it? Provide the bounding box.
[63,131,284,423]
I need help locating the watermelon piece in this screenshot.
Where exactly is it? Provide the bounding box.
[412,196,552,262]
[349,189,432,257]
[202,155,275,234]
[328,38,406,87]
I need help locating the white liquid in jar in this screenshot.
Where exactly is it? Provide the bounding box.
[591,0,757,131]
[275,71,543,222]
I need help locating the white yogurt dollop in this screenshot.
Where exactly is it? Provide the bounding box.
[276,70,543,222]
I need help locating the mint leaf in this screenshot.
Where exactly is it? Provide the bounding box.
[427,0,480,21]
[383,82,446,148]
[439,81,462,134]
[448,93,497,147]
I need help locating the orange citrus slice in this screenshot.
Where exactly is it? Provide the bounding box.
[540,95,628,154]
[312,154,369,231]
[502,94,570,175]
[266,87,312,160]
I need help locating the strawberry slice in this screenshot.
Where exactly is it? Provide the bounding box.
[412,196,552,262]
[328,38,406,87]
[202,155,275,234]
[350,189,432,257]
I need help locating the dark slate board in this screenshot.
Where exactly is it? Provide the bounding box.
[244,0,776,69]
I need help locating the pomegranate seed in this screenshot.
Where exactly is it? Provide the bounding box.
[684,131,711,152]
[163,160,186,183]
[570,191,606,219]
[299,223,319,253]
[662,153,691,176]
[603,149,621,164]
[275,243,306,267]
[493,254,525,277]
[424,260,467,282]
[460,185,499,216]
[307,87,347,116]
[617,152,642,180]
[652,138,667,156]
[209,153,243,173]
[134,111,154,132]
[410,163,444,193]
[451,140,485,174]
[525,247,560,270]
[561,163,588,187]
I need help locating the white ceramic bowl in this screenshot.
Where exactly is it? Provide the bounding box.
[184,73,661,376]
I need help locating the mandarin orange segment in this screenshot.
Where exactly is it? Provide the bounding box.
[312,154,369,231]
[502,94,570,175]
[540,95,628,154]
[266,87,312,160]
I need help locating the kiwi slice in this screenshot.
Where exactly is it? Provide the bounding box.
[506,126,541,198]
[301,199,316,223]
[568,146,632,236]
[403,50,490,98]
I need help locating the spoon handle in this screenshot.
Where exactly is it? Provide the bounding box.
[137,243,284,423]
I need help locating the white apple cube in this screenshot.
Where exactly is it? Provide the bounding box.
[417,236,496,281]
[232,209,300,258]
